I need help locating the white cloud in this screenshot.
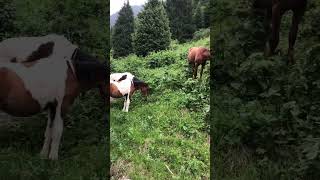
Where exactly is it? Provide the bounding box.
[110,0,148,15]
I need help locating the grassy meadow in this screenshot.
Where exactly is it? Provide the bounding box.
[110,37,210,179]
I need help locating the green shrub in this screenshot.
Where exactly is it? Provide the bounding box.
[193,28,210,40]
[146,51,179,68]
[212,0,320,178]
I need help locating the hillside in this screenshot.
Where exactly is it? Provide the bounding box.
[110,5,143,27]
[110,37,210,179]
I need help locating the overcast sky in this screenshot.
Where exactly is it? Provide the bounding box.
[110,0,148,15]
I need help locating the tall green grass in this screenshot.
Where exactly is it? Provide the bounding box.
[0,91,107,180]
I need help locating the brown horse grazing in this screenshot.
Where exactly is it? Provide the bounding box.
[253,0,307,64]
[110,73,150,112]
[0,35,107,160]
[188,47,211,79]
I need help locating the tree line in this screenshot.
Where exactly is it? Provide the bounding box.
[111,0,210,58]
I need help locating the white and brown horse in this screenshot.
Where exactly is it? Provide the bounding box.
[110,72,149,112]
[0,35,107,160]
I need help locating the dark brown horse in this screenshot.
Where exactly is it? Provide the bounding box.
[253,0,307,64]
[188,47,211,79]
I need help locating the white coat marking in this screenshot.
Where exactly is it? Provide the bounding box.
[0,58,68,109]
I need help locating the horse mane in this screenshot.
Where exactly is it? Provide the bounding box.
[132,77,148,89]
[72,49,106,82]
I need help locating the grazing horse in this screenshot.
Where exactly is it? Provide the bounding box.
[188,47,211,79]
[0,35,107,160]
[253,0,307,64]
[110,73,149,112]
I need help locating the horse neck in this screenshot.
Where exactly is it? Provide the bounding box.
[132,78,147,90]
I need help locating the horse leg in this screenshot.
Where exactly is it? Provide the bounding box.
[268,2,282,56]
[200,63,205,79]
[125,95,130,112]
[191,63,196,79]
[48,104,63,160]
[122,95,127,111]
[288,10,303,65]
[194,63,199,79]
[188,62,192,75]
[40,114,53,158]
[40,100,59,158]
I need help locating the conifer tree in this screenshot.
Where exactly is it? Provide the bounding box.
[166,0,195,43]
[193,1,205,29]
[133,0,171,57]
[112,1,135,58]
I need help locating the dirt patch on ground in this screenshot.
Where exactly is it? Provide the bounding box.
[110,159,133,180]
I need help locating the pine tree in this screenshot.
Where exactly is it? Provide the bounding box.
[166,0,195,43]
[111,1,135,58]
[133,0,171,57]
[193,1,205,29]
[202,0,210,28]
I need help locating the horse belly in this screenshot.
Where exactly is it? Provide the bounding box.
[1,59,68,109]
[0,96,41,117]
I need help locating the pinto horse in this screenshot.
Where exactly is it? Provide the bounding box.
[188,47,211,79]
[110,72,149,112]
[0,35,107,160]
[253,0,307,64]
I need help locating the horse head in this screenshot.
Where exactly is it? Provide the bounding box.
[140,83,150,97]
[204,48,211,60]
[133,78,150,98]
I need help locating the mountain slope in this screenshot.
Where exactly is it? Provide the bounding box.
[110,5,143,27]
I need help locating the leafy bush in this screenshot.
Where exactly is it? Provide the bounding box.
[193,28,210,40]
[146,51,179,68]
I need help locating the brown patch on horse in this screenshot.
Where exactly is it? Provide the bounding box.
[9,57,39,67]
[117,75,127,82]
[0,67,41,117]
[110,83,123,98]
[10,57,17,63]
[25,41,55,62]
